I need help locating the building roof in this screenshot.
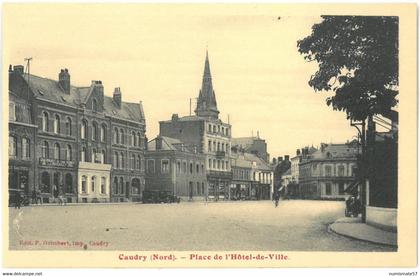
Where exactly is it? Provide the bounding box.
[231,136,265,150]
[160,114,225,124]
[22,73,145,123]
[195,51,219,118]
[148,136,194,153]
[309,143,358,160]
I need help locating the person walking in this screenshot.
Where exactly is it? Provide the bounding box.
[274,191,280,208]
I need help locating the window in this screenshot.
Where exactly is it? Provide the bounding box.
[113,177,118,194]
[221,161,225,170]
[101,177,106,194]
[325,166,332,177]
[208,140,212,152]
[100,125,106,142]
[137,133,141,148]
[114,152,119,168]
[338,165,345,177]
[119,152,124,168]
[114,127,119,144]
[197,182,200,195]
[131,131,136,147]
[201,164,204,175]
[119,177,124,195]
[162,160,170,174]
[119,128,124,145]
[147,159,155,174]
[66,145,72,161]
[182,161,187,174]
[54,143,60,160]
[42,112,49,131]
[217,160,220,169]
[92,122,98,141]
[65,173,73,194]
[136,155,141,170]
[196,163,199,174]
[93,148,99,163]
[213,125,216,133]
[9,102,16,121]
[81,175,87,193]
[101,150,106,164]
[81,120,87,139]
[131,154,135,170]
[208,124,212,132]
[226,161,229,170]
[202,182,205,195]
[41,172,50,193]
[213,159,216,169]
[92,99,98,112]
[54,115,60,134]
[9,136,17,158]
[91,176,96,192]
[189,162,193,174]
[81,147,86,162]
[176,160,181,175]
[66,117,72,136]
[325,183,332,195]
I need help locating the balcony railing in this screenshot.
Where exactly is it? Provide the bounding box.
[39,158,75,168]
[215,151,225,158]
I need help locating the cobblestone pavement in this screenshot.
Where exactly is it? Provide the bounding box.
[9,200,395,251]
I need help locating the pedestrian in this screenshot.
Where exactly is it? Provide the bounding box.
[15,192,22,209]
[31,190,37,205]
[36,189,42,204]
[274,191,280,208]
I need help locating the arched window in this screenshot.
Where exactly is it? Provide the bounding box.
[54,143,60,160]
[100,125,106,142]
[213,159,216,169]
[114,152,119,169]
[131,154,135,170]
[137,133,141,147]
[101,177,106,194]
[66,145,72,161]
[196,163,199,174]
[136,155,141,170]
[41,171,50,193]
[92,122,98,141]
[91,176,96,192]
[54,114,60,134]
[208,140,212,152]
[81,175,87,193]
[22,137,31,159]
[81,147,86,162]
[42,112,49,132]
[119,152,124,169]
[65,173,73,194]
[189,162,193,174]
[226,161,229,170]
[114,127,119,144]
[92,99,98,112]
[42,141,49,158]
[131,131,136,147]
[217,160,220,169]
[81,120,87,139]
[9,136,17,158]
[65,117,72,136]
[213,141,216,151]
[119,128,124,145]
[119,177,124,195]
[217,142,220,151]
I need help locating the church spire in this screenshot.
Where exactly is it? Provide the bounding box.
[195,50,219,119]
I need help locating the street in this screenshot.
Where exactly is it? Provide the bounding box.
[9,200,395,251]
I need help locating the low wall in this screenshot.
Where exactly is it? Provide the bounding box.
[366,206,397,232]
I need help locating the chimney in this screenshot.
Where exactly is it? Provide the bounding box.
[172,114,179,121]
[155,136,163,150]
[296,149,301,156]
[277,156,283,163]
[113,87,122,108]
[59,68,71,93]
[13,65,24,75]
[285,155,290,161]
[272,158,277,164]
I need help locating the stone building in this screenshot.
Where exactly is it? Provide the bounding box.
[8,64,146,203]
[145,136,207,201]
[231,134,270,163]
[299,142,358,200]
[159,52,232,200]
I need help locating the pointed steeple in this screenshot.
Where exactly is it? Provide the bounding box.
[195,50,219,119]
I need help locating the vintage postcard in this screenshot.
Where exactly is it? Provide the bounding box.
[2,3,417,269]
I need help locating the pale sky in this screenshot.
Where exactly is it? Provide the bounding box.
[4,4,357,159]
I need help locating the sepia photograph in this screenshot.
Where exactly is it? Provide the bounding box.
[2,3,417,270]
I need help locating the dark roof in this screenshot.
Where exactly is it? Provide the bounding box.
[23,73,144,122]
[148,136,192,153]
[160,114,223,124]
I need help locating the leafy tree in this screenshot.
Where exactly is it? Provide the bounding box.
[297,16,398,121]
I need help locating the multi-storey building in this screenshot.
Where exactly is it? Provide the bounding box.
[159,52,232,200]
[8,64,146,203]
[299,142,358,200]
[145,136,207,200]
[230,151,273,200]
[231,134,270,163]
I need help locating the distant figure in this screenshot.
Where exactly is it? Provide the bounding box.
[36,189,42,204]
[31,190,37,204]
[14,192,22,209]
[274,191,280,208]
